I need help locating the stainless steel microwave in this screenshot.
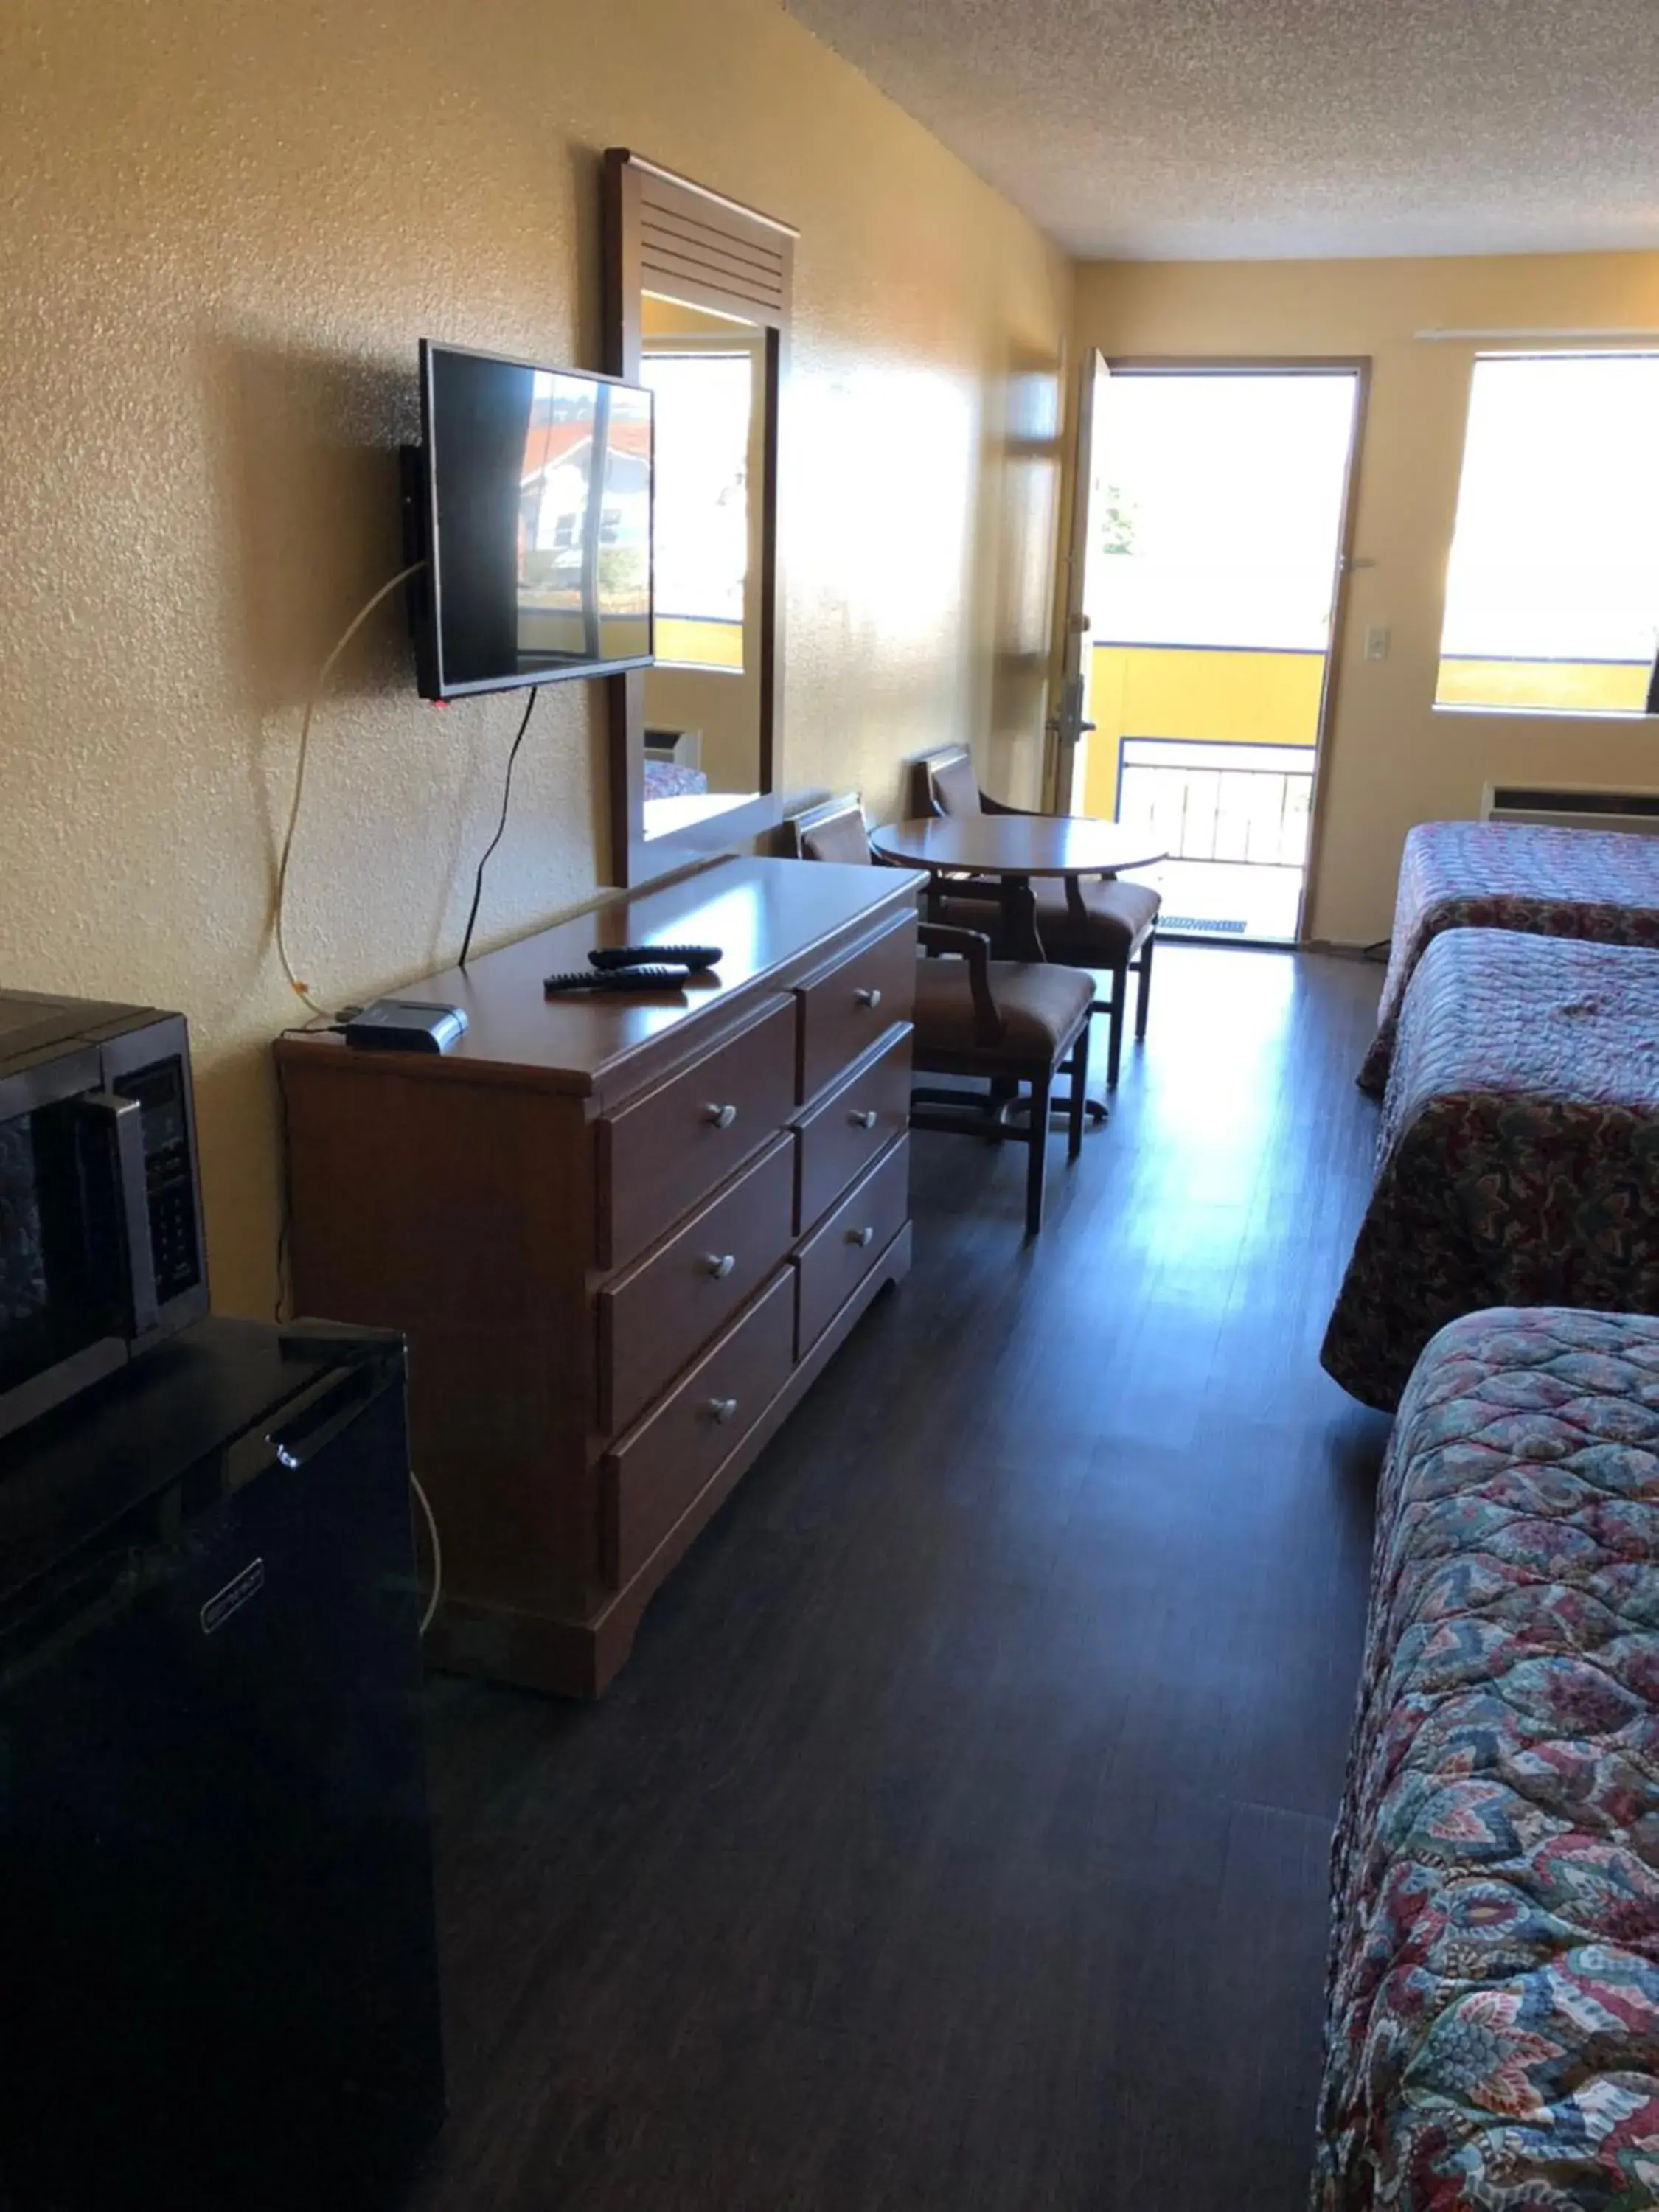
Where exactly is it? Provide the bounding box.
[0,988,208,1441]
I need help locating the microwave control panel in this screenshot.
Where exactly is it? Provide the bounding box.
[117,1060,201,1304]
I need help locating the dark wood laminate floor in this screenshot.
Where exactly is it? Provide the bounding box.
[412,944,1391,2212]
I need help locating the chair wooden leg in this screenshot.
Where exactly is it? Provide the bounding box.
[1135,930,1155,1042]
[1066,1022,1089,1161]
[1024,1070,1052,1237]
[1107,965,1129,1090]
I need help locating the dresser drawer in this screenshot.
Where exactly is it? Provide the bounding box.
[602,1267,796,1588]
[795,1137,911,1354]
[796,916,917,1104]
[599,1133,796,1436]
[599,995,797,1270]
[795,1023,913,1232]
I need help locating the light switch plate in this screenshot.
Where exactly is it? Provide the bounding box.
[1364,625,1391,661]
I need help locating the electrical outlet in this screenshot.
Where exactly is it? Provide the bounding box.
[1364,625,1391,661]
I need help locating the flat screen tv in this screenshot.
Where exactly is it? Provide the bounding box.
[404,340,654,700]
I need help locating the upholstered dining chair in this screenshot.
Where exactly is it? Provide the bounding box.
[907,745,1160,1091]
[784,795,1095,1239]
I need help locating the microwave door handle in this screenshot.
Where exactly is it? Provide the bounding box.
[83,1091,159,1336]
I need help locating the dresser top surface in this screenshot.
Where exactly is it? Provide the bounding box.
[279,856,922,1095]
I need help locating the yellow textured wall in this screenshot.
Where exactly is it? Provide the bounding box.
[0,0,1069,1312]
[1072,253,1659,942]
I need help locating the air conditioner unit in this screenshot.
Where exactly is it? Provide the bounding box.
[1481,782,1659,837]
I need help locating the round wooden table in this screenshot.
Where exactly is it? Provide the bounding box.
[870,814,1164,880]
[869,815,1168,1124]
[867,816,1167,962]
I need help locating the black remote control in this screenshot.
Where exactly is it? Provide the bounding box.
[588,943,722,973]
[543,967,689,996]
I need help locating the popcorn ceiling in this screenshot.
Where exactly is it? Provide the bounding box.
[782,0,1659,260]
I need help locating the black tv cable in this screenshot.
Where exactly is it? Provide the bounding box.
[458,686,538,969]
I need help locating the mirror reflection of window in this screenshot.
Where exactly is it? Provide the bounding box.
[639,293,766,841]
[641,353,752,672]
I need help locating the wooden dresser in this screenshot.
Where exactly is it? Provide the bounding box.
[276,855,922,1695]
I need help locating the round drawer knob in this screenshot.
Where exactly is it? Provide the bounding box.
[846,1225,876,1249]
[847,1108,879,1130]
[703,1102,738,1129]
[705,1397,740,1425]
[854,987,882,1009]
[703,1252,737,1280]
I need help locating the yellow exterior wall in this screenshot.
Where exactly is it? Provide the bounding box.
[1436,658,1651,713]
[655,618,745,671]
[1082,644,1323,818]
[1079,642,1649,817]
[1071,252,1659,942]
[0,0,1069,1313]
[1090,644,1324,745]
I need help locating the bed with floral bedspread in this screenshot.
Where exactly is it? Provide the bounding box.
[642,757,709,802]
[1359,821,1659,1096]
[1323,929,1659,1412]
[1315,1305,1659,2212]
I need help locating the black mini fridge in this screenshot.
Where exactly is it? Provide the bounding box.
[0,1318,445,2211]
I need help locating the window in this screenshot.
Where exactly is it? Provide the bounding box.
[639,350,752,672]
[1436,354,1659,714]
[1089,371,1357,651]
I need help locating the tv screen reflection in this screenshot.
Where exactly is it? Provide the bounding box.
[425,347,653,694]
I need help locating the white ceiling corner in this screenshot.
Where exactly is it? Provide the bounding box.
[781,0,1659,260]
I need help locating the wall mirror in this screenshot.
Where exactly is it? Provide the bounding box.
[604,150,794,884]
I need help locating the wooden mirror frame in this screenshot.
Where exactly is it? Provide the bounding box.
[603,149,796,886]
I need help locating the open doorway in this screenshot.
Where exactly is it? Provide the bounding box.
[1057,362,1366,943]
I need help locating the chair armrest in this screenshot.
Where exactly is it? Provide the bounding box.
[917,921,987,954]
[917,922,1003,1046]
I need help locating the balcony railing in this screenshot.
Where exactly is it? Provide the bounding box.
[1115,740,1313,869]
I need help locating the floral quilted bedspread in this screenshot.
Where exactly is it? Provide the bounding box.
[1315,1306,1659,2212]
[642,757,709,801]
[1323,929,1659,1412]
[1359,821,1659,1096]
